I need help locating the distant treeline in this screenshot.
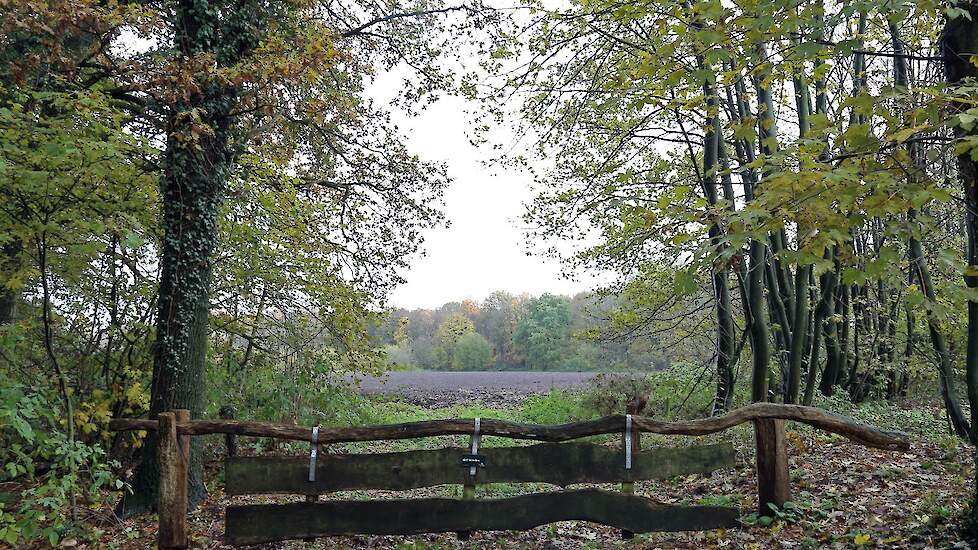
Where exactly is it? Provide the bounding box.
[374,291,686,371]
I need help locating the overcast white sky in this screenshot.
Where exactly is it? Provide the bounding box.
[375,86,594,310]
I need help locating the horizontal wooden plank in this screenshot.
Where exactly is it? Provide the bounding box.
[224,489,740,544]
[225,442,735,495]
[109,403,912,450]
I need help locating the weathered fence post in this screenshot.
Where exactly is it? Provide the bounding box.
[621,395,646,540]
[219,405,237,457]
[457,417,482,541]
[753,418,790,517]
[158,410,189,549]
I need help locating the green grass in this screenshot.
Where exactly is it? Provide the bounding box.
[307,378,951,456]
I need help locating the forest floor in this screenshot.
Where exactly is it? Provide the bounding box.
[88,397,976,550]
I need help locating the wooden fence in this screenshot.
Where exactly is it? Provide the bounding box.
[109,403,910,549]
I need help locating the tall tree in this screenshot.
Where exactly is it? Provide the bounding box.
[513,294,574,370]
[120,0,266,515]
[117,0,468,513]
[941,0,978,532]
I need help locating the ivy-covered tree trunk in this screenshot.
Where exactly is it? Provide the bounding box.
[942,0,978,534]
[119,0,241,517]
[120,103,232,516]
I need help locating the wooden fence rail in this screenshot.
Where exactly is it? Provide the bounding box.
[224,490,741,545]
[225,442,735,494]
[110,403,910,549]
[110,403,909,449]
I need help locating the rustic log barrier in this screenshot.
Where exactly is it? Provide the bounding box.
[157,410,189,550]
[109,403,909,548]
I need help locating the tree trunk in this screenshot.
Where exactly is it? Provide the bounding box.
[817,250,842,396]
[941,2,978,534]
[803,271,822,405]
[786,72,813,404]
[943,0,978,439]
[908,226,971,438]
[701,85,736,414]
[119,0,243,517]
[0,240,22,325]
[748,44,777,403]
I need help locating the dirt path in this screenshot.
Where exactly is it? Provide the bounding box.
[350,371,599,407]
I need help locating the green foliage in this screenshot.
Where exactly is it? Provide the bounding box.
[381,291,659,371]
[476,0,974,414]
[581,373,657,416]
[740,499,817,528]
[207,346,373,428]
[433,313,475,370]
[513,294,574,370]
[520,389,586,424]
[453,332,494,370]
[0,384,122,546]
[384,344,420,370]
[811,394,950,440]
[582,366,722,419]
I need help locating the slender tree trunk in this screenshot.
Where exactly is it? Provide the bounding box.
[37,233,77,521]
[765,256,793,359]
[786,71,813,404]
[786,263,810,403]
[768,230,795,326]
[802,285,822,405]
[942,0,978,439]
[765,256,788,398]
[746,44,779,403]
[0,240,21,325]
[701,76,736,414]
[818,249,842,395]
[901,298,914,397]
[838,283,853,391]
[908,224,971,437]
[748,238,770,403]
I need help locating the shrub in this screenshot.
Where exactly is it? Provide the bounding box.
[0,384,122,546]
[581,365,718,419]
[207,348,378,428]
[384,343,417,370]
[581,372,656,416]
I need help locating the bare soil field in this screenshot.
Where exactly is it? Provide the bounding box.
[350,371,600,407]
